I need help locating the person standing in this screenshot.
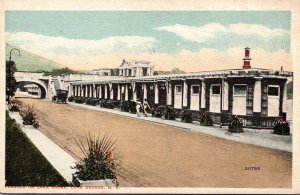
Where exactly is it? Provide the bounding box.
[143,98,151,117]
[136,99,142,117]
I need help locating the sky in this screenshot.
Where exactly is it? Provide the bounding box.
[5,11,292,72]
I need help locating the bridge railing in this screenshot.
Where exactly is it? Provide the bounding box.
[15,72,49,80]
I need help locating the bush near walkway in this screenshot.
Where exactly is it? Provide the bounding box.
[273,118,290,135]
[121,101,136,113]
[68,96,75,102]
[19,104,40,128]
[163,106,176,120]
[72,131,119,185]
[86,97,100,106]
[99,100,115,109]
[228,115,244,133]
[74,97,87,104]
[200,112,213,126]
[181,109,193,123]
[9,99,22,112]
[5,111,68,186]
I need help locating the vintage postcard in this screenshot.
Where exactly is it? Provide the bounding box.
[1,0,300,194]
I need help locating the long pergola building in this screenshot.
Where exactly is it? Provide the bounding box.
[69,48,293,128]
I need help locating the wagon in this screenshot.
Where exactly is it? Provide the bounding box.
[52,89,69,103]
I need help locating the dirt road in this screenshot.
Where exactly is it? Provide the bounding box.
[15,95,292,188]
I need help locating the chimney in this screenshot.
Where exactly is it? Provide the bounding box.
[242,47,251,69]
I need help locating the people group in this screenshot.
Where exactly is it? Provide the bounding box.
[136,98,151,117]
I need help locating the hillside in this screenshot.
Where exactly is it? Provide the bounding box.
[6,44,63,72]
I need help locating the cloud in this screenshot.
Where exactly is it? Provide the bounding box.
[5,32,156,56]
[133,47,292,72]
[5,32,291,72]
[155,23,289,43]
[17,46,290,73]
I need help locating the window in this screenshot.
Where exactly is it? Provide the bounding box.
[268,86,279,96]
[211,85,221,95]
[192,85,200,95]
[234,85,247,96]
[175,85,182,94]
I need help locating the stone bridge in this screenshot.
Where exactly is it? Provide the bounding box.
[15,72,54,100]
[14,71,115,100]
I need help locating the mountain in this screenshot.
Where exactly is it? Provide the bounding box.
[6,44,63,72]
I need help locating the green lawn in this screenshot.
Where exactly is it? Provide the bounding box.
[5,111,69,186]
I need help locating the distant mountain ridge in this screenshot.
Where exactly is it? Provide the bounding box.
[6,44,63,72]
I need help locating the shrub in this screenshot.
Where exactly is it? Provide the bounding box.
[5,111,68,186]
[228,115,243,133]
[200,112,213,126]
[68,96,75,102]
[121,101,136,113]
[181,109,193,123]
[273,118,290,135]
[163,106,176,120]
[152,106,164,118]
[86,98,100,106]
[9,99,22,112]
[99,100,115,109]
[19,105,40,128]
[74,97,86,104]
[72,131,118,185]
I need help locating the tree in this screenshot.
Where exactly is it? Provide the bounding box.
[43,67,79,76]
[51,67,79,76]
[171,68,185,74]
[6,60,18,103]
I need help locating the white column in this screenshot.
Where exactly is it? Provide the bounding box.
[85,85,88,97]
[90,85,93,97]
[253,77,262,112]
[132,83,137,101]
[104,85,108,99]
[200,80,206,109]
[167,82,172,105]
[183,80,188,107]
[222,79,229,111]
[154,82,159,104]
[117,84,121,100]
[125,84,128,101]
[110,85,114,100]
[99,85,102,98]
[143,83,147,100]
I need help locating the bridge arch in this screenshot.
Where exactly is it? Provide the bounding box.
[17,79,48,99]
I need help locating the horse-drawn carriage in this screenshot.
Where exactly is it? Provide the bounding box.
[52,89,69,103]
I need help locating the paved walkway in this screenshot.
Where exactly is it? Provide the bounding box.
[68,102,292,153]
[8,110,76,184]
